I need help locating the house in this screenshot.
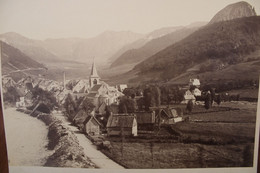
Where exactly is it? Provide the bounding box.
[106,114,138,136]
[16,97,25,107]
[24,91,33,106]
[192,88,202,97]
[182,90,196,104]
[83,116,102,136]
[87,83,122,110]
[98,102,107,115]
[189,78,200,88]
[73,109,94,130]
[159,108,183,125]
[2,77,16,88]
[72,79,89,93]
[15,86,34,107]
[135,111,155,130]
[117,84,128,92]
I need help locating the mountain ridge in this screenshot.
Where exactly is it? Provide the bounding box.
[117,16,260,84]
[209,1,256,24]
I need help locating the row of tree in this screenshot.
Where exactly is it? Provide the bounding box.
[63,94,95,121]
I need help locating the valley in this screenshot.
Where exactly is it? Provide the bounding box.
[0,0,259,171]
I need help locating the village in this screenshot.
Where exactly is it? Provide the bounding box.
[2,60,258,168]
[2,60,206,137]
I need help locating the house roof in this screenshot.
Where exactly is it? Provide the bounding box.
[98,102,107,111]
[161,108,178,118]
[73,109,89,125]
[107,115,136,128]
[136,111,155,124]
[87,93,99,98]
[83,116,102,126]
[90,84,102,92]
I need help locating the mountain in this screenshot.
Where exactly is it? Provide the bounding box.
[118,16,260,84]
[209,1,256,24]
[110,27,200,69]
[1,41,46,81]
[108,26,183,64]
[40,37,84,61]
[0,32,63,64]
[70,30,143,64]
[0,31,143,66]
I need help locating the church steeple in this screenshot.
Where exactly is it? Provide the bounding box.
[89,59,100,88]
[90,60,99,78]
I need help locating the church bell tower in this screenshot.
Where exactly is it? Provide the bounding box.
[89,60,100,88]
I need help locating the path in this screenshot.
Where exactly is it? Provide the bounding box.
[54,113,124,169]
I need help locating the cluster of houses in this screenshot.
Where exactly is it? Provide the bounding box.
[67,61,187,137]
[182,78,202,104]
[2,60,203,138]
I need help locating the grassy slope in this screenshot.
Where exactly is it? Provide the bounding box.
[110,27,198,68]
[1,42,45,72]
[103,102,256,168]
[116,16,260,84]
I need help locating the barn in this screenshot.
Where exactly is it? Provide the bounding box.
[159,108,182,124]
[83,116,102,136]
[135,111,155,130]
[106,114,138,136]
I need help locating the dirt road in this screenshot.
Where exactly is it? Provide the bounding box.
[3,108,52,166]
[54,113,124,169]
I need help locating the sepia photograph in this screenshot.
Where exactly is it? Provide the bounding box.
[0,0,260,172]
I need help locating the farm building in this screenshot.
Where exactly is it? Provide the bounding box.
[159,108,183,125]
[135,111,156,130]
[106,114,138,136]
[83,116,102,136]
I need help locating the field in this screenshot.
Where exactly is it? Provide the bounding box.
[101,101,257,168]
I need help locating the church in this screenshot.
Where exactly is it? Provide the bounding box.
[87,61,123,111]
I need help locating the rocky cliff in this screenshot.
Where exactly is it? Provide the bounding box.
[209,1,256,24]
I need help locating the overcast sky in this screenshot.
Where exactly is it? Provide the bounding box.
[0,0,259,40]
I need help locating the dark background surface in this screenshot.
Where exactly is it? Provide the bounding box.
[0,96,9,173]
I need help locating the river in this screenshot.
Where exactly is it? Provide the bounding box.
[3,108,52,166]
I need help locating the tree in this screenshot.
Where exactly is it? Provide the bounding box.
[174,88,184,104]
[123,88,136,97]
[210,88,215,105]
[216,95,221,105]
[32,86,58,111]
[186,100,194,113]
[118,96,136,113]
[204,92,212,110]
[3,86,20,104]
[80,97,95,113]
[63,93,77,119]
[152,86,161,107]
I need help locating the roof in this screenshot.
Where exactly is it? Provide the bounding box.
[73,109,89,125]
[87,93,99,98]
[161,108,178,118]
[84,116,102,126]
[107,115,136,128]
[90,84,102,92]
[136,111,155,124]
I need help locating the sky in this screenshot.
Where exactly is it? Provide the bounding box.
[0,0,259,40]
